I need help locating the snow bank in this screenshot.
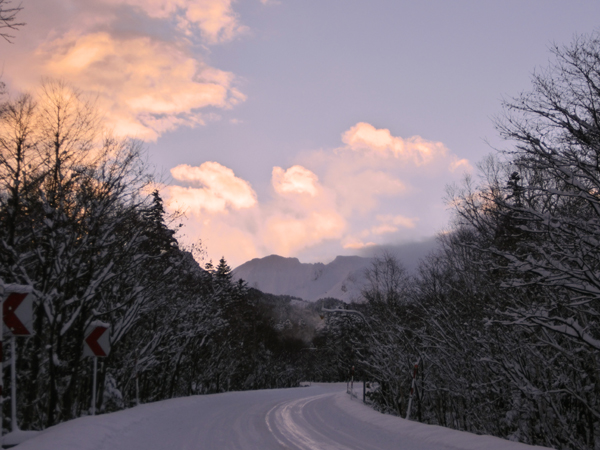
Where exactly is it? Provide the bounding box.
[3,429,40,447]
[337,393,553,450]
[12,397,193,450]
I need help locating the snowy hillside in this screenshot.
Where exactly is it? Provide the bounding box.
[232,255,371,302]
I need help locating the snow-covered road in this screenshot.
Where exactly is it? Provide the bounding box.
[265,389,428,450]
[14,383,551,450]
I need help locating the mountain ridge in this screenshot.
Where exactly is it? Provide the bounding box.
[232,254,370,302]
[232,239,439,302]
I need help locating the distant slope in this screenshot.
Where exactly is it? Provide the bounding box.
[233,255,370,302]
[232,239,439,302]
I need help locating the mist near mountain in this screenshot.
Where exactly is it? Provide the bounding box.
[356,237,439,272]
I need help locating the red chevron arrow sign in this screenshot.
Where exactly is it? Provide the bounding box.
[3,287,33,337]
[83,324,110,357]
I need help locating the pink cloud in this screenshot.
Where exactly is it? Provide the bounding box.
[342,238,377,250]
[15,32,244,141]
[373,214,418,233]
[264,211,346,256]
[162,123,468,267]
[370,224,399,235]
[166,162,257,213]
[341,122,449,166]
[449,156,473,173]
[272,165,319,196]
[4,0,247,141]
[162,162,347,266]
[101,0,246,43]
[326,167,407,215]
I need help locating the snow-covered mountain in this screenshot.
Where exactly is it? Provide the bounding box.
[232,239,438,302]
[232,254,371,302]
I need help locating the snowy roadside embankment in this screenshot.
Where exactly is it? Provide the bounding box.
[10,396,192,450]
[336,392,552,450]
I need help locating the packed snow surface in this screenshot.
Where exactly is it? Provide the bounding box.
[14,383,552,450]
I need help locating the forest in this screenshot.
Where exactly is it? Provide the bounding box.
[1,26,599,450]
[322,34,600,450]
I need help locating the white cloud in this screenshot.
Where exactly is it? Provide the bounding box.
[370,224,399,235]
[162,123,469,267]
[326,167,407,215]
[167,162,257,213]
[31,32,244,141]
[272,165,319,196]
[372,214,418,234]
[341,122,449,166]
[102,0,246,43]
[264,211,346,256]
[342,238,377,250]
[5,0,247,141]
[450,156,473,173]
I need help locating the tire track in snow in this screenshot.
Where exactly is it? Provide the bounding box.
[265,393,355,450]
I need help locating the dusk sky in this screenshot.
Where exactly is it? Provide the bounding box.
[3,0,600,267]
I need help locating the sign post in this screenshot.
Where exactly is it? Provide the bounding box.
[92,357,97,416]
[83,322,110,415]
[134,348,140,406]
[2,284,34,432]
[10,336,16,431]
[0,281,4,447]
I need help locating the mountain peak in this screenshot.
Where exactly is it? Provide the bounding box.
[232,239,438,302]
[233,254,371,302]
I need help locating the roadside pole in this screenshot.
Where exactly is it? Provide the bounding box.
[350,366,354,399]
[405,362,418,420]
[363,380,366,404]
[0,281,4,447]
[91,357,97,415]
[10,337,16,431]
[135,348,139,406]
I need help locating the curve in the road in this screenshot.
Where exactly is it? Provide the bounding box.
[266,393,353,450]
[265,390,416,450]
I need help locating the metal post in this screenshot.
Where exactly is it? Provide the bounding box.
[135,349,139,406]
[91,357,97,415]
[1,282,4,446]
[10,336,17,431]
[406,363,418,420]
[363,380,366,404]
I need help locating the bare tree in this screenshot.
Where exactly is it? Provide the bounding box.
[445,31,600,449]
[0,93,38,246]
[0,0,24,43]
[362,251,410,307]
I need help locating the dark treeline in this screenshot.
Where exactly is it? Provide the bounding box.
[311,33,600,450]
[0,80,321,430]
